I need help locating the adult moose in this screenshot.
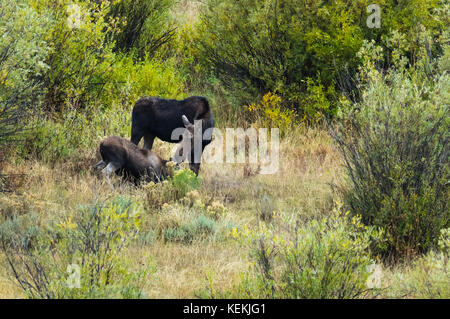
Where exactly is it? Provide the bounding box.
[130,96,214,175]
[94,136,169,186]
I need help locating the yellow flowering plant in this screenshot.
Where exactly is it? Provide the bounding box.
[246,92,295,135]
[0,196,149,298]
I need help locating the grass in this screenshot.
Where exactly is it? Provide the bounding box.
[0,124,447,298]
[139,242,247,298]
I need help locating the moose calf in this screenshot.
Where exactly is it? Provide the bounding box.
[93,136,168,185]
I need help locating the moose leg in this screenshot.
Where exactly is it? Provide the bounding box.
[143,134,155,150]
[131,131,143,146]
[93,160,107,170]
[189,151,201,176]
[188,143,208,176]
[131,120,144,146]
[189,162,200,176]
[102,162,119,189]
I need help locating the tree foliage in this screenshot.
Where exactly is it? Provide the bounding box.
[0,0,52,147]
[35,0,118,113]
[107,0,176,60]
[193,0,447,120]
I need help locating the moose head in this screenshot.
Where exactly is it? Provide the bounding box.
[172,115,204,175]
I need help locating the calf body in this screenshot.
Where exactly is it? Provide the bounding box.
[94,136,168,185]
[131,96,214,174]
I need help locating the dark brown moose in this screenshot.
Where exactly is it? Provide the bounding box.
[130,96,214,175]
[93,136,168,185]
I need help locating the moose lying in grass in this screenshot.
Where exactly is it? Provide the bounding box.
[93,136,169,186]
[130,96,214,175]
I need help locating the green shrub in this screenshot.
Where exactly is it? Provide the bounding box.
[181,190,228,221]
[107,0,175,60]
[145,180,178,209]
[16,104,107,163]
[164,214,216,244]
[204,200,228,221]
[170,168,201,198]
[0,0,52,147]
[3,0,121,121]
[202,205,383,298]
[191,0,447,120]
[190,1,326,114]
[34,0,118,113]
[143,168,201,211]
[100,55,186,109]
[17,112,88,162]
[246,92,295,135]
[331,40,449,259]
[144,196,232,245]
[194,0,361,118]
[7,0,186,163]
[0,196,150,299]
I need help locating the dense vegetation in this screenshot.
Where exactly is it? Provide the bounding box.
[0,0,448,298]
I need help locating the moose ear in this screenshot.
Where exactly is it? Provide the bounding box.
[182,115,192,128]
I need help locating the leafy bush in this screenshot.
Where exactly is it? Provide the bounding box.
[170,168,201,197]
[145,179,180,210]
[144,168,201,210]
[143,192,231,245]
[0,0,52,147]
[16,103,116,163]
[181,190,228,221]
[204,200,228,221]
[100,55,186,110]
[17,110,92,162]
[0,197,149,298]
[203,205,382,298]
[246,92,295,135]
[31,0,118,113]
[192,0,447,120]
[5,0,186,163]
[16,99,129,163]
[107,0,175,60]
[164,214,217,244]
[331,40,449,258]
[195,0,365,113]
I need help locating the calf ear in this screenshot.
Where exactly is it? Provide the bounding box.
[182,115,192,128]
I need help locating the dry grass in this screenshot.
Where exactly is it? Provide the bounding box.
[0,125,344,298]
[0,254,24,298]
[139,242,248,298]
[3,125,442,299]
